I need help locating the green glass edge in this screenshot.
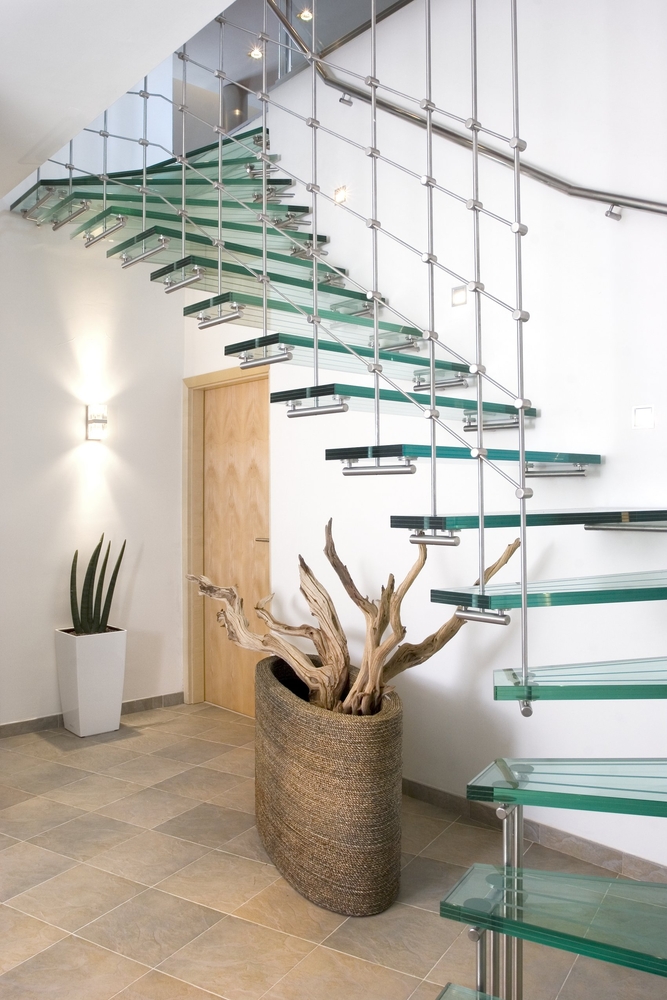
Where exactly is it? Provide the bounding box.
[270,383,535,417]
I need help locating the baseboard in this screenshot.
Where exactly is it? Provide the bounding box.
[402,776,667,884]
[0,692,185,739]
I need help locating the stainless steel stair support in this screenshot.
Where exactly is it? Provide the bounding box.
[181,46,187,262]
[469,926,487,994]
[68,140,73,198]
[103,111,108,217]
[371,0,381,465]
[142,76,148,238]
[512,804,524,1000]
[425,0,438,538]
[343,460,416,476]
[21,186,54,220]
[262,4,269,339]
[471,0,486,598]
[455,609,511,626]
[218,17,224,299]
[511,0,532,724]
[287,398,349,417]
[266,0,667,217]
[409,531,460,547]
[502,803,514,1000]
[311,0,320,390]
[584,522,667,532]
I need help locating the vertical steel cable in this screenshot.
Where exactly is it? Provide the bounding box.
[262,4,269,337]
[218,18,224,298]
[68,140,73,197]
[311,0,319,387]
[511,0,530,708]
[425,0,437,522]
[470,0,485,590]
[371,0,380,459]
[102,111,108,216]
[142,76,148,238]
[181,45,187,262]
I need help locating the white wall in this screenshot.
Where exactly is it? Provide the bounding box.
[0,211,185,724]
[185,0,667,865]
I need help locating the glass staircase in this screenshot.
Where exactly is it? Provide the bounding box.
[14,116,664,999]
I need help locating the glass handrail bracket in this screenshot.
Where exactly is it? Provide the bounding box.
[432,569,667,610]
[467,757,667,816]
[440,865,667,976]
[494,655,667,702]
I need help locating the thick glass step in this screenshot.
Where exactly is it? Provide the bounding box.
[440,864,667,977]
[106,223,326,263]
[432,569,667,611]
[151,256,369,311]
[326,444,601,468]
[71,201,310,239]
[391,509,667,532]
[225,332,468,381]
[467,757,667,817]
[271,383,537,420]
[184,292,422,348]
[494,656,667,702]
[437,987,500,1000]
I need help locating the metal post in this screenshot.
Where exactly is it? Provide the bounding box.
[470,0,485,589]
[142,76,148,235]
[502,809,514,1000]
[510,0,531,706]
[311,0,319,387]
[181,45,187,261]
[102,111,108,216]
[472,928,487,994]
[425,0,437,523]
[68,140,73,196]
[371,0,380,460]
[490,929,501,998]
[512,805,524,1000]
[218,18,224,297]
[262,3,269,337]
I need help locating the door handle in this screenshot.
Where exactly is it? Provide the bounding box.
[255,537,270,542]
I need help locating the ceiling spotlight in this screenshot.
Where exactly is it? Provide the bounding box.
[339,93,353,107]
[298,8,313,20]
[249,44,263,59]
[334,186,348,204]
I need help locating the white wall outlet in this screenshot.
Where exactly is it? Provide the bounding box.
[632,405,654,429]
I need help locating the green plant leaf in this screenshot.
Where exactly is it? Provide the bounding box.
[80,535,104,633]
[70,550,81,634]
[99,539,126,632]
[93,542,111,631]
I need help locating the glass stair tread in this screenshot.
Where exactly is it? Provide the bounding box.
[391,509,667,531]
[271,383,537,419]
[71,201,311,238]
[432,568,667,610]
[437,987,500,1000]
[494,655,667,702]
[106,223,325,261]
[151,256,369,309]
[184,292,422,347]
[467,757,667,816]
[325,444,602,467]
[225,332,468,380]
[440,864,667,977]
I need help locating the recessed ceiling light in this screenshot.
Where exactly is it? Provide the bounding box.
[249,44,263,59]
[298,9,313,20]
[334,186,348,204]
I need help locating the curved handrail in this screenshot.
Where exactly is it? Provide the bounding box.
[267,0,667,217]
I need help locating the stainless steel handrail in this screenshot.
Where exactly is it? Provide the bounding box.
[266,0,667,217]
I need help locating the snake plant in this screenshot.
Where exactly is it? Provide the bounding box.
[70,535,126,634]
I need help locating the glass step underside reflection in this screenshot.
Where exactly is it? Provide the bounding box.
[494,656,667,702]
[326,444,602,467]
[151,257,367,309]
[437,987,500,1000]
[432,569,667,610]
[271,383,537,419]
[391,509,667,531]
[440,864,667,977]
[467,757,667,816]
[184,292,422,347]
[225,332,468,381]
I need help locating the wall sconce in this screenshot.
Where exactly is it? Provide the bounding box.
[451,285,468,306]
[86,404,108,441]
[334,186,348,204]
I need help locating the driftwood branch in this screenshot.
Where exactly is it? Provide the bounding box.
[188,529,520,716]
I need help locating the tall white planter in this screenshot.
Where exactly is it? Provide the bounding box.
[54,628,127,737]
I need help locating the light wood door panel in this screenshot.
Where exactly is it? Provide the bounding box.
[203,376,269,715]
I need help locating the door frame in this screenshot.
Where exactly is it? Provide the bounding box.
[182,366,269,704]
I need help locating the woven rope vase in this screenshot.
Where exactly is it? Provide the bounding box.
[255,656,403,917]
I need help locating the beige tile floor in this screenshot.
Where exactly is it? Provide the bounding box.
[0,703,658,1000]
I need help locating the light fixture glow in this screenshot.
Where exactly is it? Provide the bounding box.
[333,185,348,204]
[249,44,263,59]
[86,404,108,441]
[297,8,313,20]
[451,284,468,307]
[233,108,242,116]
[633,405,654,429]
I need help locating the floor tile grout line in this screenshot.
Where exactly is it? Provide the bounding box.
[554,953,579,1000]
[411,815,461,858]
[0,808,146,852]
[314,935,453,984]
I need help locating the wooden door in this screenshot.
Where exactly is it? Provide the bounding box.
[203,375,269,715]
